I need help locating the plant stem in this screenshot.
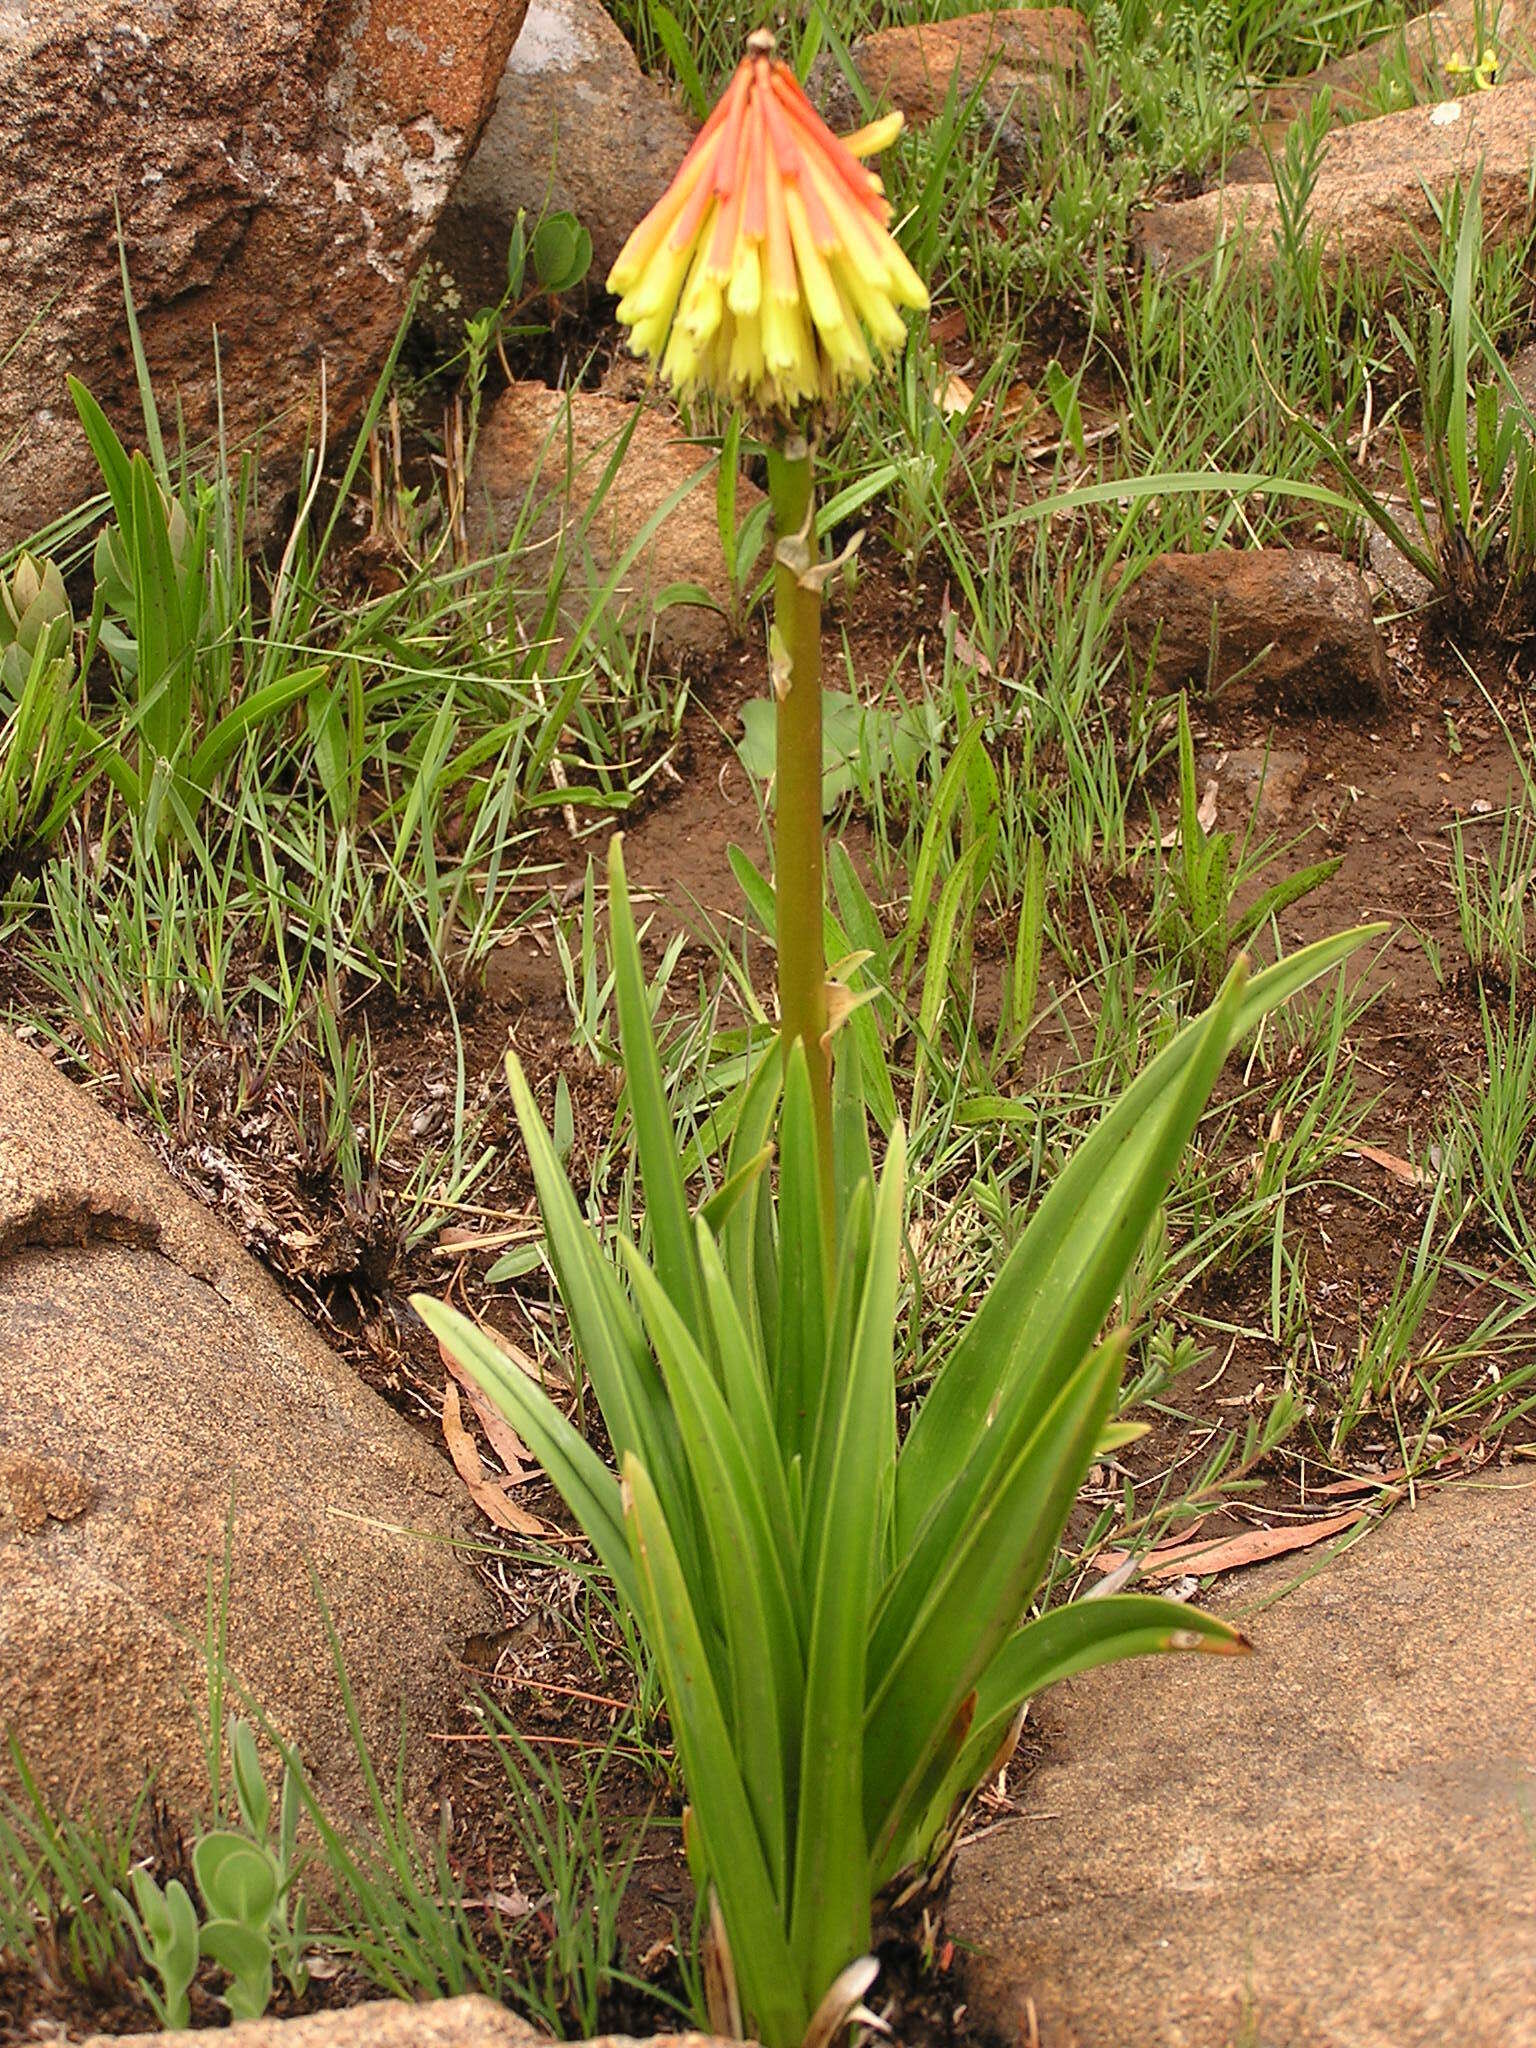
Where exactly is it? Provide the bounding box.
[766,437,835,1224]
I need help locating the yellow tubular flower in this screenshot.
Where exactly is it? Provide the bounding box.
[607,34,929,414]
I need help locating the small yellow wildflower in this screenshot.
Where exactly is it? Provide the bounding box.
[607,32,930,414]
[1445,43,1502,88]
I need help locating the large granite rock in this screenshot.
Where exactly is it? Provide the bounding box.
[1144,79,1536,275]
[467,383,764,658]
[949,1480,1536,2048]
[0,0,528,549]
[0,1032,495,1824]
[430,0,696,318]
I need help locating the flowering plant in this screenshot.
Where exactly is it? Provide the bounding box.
[422,37,1375,2047]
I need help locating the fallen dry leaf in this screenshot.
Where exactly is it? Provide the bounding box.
[1352,1141,1429,1187]
[1094,1508,1368,1583]
[434,1223,527,1257]
[929,307,968,346]
[1000,379,1039,423]
[938,371,975,417]
[484,1318,569,1390]
[438,1342,532,1480]
[441,1380,550,1537]
[1157,779,1220,847]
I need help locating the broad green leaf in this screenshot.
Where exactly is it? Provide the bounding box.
[198,1917,273,2023]
[194,1833,277,1925]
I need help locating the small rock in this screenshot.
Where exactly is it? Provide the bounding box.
[466,383,764,659]
[0,0,529,549]
[1367,519,1439,609]
[0,1455,97,1536]
[810,8,1090,177]
[429,0,696,327]
[0,1033,495,1827]
[1197,743,1310,832]
[1142,79,1536,276]
[75,1999,738,2047]
[75,2000,537,2048]
[1116,548,1387,716]
[948,1480,1536,2048]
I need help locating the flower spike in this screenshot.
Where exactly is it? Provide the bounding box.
[607,35,929,416]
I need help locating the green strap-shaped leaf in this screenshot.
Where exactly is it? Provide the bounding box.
[188,666,326,790]
[718,1036,783,1360]
[816,1179,873,1549]
[879,1594,1246,1886]
[775,1044,829,1470]
[607,837,707,1337]
[897,929,1378,1544]
[696,1221,799,1588]
[789,1125,905,2011]
[622,1457,806,2048]
[832,1027,875,1212]
[877,962,1247,1709]
[128,452,183,765]
[411,1295,639,1614]
[698,1143,773,1240]
[68,377,136,531]
[504,1050,700,1572]
[622,1245,804,1897]
[864,1334,1125,1853]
